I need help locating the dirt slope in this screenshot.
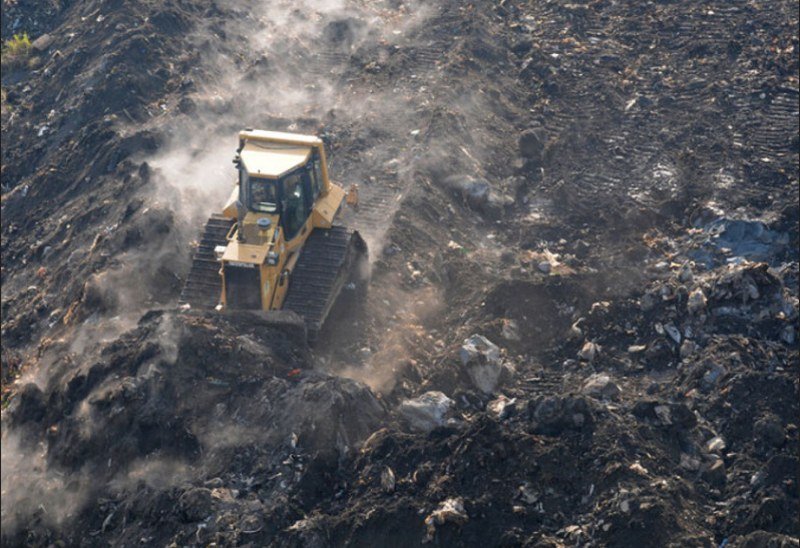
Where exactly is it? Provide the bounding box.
[1,0,798,546]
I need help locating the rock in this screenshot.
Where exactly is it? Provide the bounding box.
[537,260,552,273]
[487,395,517,419]
[664,323,681,343]
[424,498,468,542]
[399,391,454,432]
[272,375,386,454]
[578,341,600,362]
[581,373,621,400]
[459,335,503,394]
[519,128,545,160]
[31,33,54,52]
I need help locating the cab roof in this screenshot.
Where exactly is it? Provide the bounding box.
[240,140,312,179]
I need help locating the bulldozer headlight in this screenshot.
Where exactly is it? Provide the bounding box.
[267,251,279,265]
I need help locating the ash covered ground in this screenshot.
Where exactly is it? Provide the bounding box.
[1,0,798,546]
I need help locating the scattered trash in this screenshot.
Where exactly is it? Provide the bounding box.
[705,436,726,454]
[424,498,468,542]
[578,341,600,362]
[381,466,396,493]
[487,395,517,419]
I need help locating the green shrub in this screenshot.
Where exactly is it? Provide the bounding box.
[2,33,33,67]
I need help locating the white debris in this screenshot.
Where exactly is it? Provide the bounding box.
[424,498,468,542]
[705,436,726,454]
[578,341,600,362]
[459,335,503,393]
[687,288,707,315]
[381,466,396,493]
[399,391,454,432]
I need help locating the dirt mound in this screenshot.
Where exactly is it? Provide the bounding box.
[2,0,798,544]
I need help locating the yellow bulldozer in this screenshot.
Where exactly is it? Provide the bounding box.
[179,129,367,340]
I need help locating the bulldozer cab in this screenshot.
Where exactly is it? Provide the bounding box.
[238,140,326,240]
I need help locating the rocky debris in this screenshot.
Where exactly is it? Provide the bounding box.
[730,531,800,547]
[270,374,387,454]
[581,373,621,401]
[398,391,454,432]
[1,0,798,544]
[459,335,503,394]
[690,208,791,265]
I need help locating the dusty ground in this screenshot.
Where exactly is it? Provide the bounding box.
[1,0,798,546]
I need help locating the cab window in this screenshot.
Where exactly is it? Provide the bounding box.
[249,177,278,213]
[282,171,309,239]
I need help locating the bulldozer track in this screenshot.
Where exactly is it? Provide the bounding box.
[283,225,366,341]
[179,215,233,309]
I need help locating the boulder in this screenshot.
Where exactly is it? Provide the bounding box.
[399,391,454,432]
[581,373,621,400]
[31,34,54,52]
[459,335,503,394]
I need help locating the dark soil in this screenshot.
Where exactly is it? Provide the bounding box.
[2,0,798,546]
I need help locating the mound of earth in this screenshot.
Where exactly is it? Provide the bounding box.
[2,0,798,545]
